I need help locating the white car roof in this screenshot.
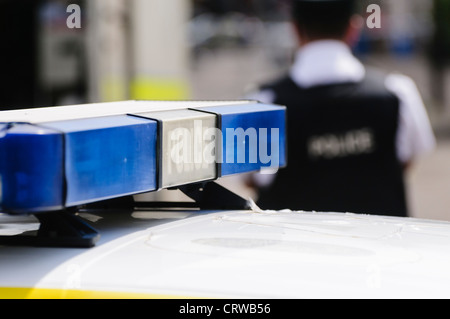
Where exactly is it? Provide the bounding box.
[1,209,450,299]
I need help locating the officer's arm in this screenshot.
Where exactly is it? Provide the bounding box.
[385,74,436,168]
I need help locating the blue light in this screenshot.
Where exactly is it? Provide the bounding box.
[43,115,158,207]
[194,103,287,176]
[0,124,65,213]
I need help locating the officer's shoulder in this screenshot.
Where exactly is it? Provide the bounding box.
[364,67,418,92]
[355,67,406,100]
[384,71,421,95]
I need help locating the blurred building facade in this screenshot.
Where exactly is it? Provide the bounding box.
[0,0,192,110]
[0,0,448,113]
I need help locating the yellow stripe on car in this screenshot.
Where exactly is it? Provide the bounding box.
[0,287,189,299]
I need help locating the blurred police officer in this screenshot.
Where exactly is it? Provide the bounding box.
[249,0,436,217]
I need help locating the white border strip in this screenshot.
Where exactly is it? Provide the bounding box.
[0,100,254,124]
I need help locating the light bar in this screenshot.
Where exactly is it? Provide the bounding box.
[0,100,286,214]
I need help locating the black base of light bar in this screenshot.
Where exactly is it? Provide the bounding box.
[0,182,249,248]
[178,182,251,211]
[0,211,100,248]
[86,182,251,212]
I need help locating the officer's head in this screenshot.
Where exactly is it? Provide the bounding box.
[292,0,360,45]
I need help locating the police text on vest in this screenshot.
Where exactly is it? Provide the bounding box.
[308,128,375,160]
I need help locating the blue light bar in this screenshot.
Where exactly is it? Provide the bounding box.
[0,101,286,214]
[194,103,287,177]
[43,115,158,207]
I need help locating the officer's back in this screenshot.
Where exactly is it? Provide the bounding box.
[252,0,436,217]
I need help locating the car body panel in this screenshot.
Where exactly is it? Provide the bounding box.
[1,209,450,299]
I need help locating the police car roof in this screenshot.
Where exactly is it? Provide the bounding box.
[1,208,450,299]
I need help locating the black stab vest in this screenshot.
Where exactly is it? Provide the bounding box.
[257,69,408,217]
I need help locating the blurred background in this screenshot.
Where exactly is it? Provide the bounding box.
[0,0,449,221]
